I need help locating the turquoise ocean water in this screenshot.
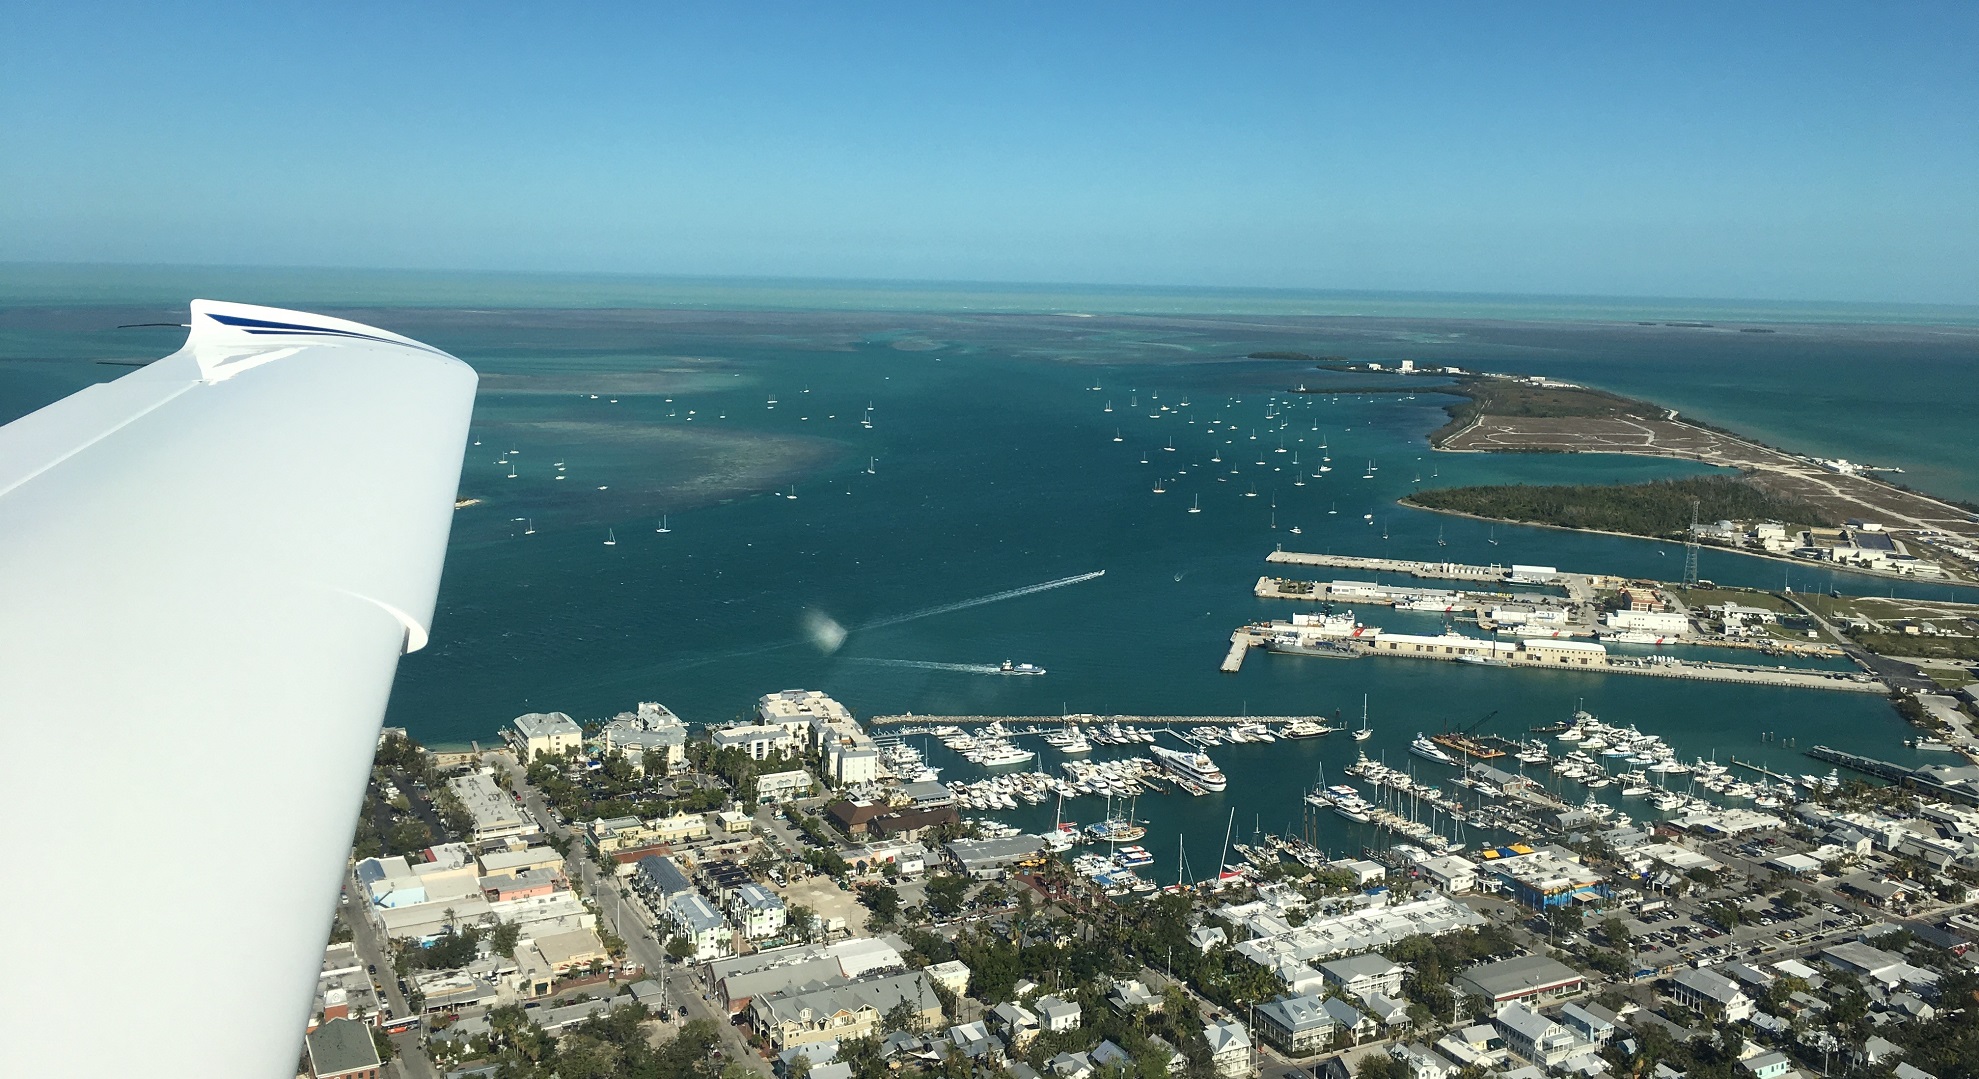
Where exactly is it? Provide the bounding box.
[5,264,1977,872]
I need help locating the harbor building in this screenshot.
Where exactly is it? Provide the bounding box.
[509,711,583,761]
[1482,848,1607,908]
[1605,610,1690,635]
[600,702,688,774]
[946,834,1051,879]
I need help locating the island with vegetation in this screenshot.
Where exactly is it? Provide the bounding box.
[1404,474,1838,541]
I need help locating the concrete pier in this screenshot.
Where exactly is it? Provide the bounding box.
[1222,630,1259,673]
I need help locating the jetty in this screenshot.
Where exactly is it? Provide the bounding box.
[1223,630,1260,673]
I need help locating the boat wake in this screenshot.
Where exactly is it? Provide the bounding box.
[855,570,1105,631]
[848,658,1007,675]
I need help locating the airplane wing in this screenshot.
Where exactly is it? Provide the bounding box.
[0,301,477,1077]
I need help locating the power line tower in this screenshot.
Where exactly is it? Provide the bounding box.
[1682,498,1701,591]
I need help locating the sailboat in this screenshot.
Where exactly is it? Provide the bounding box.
[1293,454,1305,486]
[1153,477,1167,494]
[1114,428,1124,442]
[1328,502,1338,515]
[603,529,617,546]
[656,515,671,534]
[866,458,877,474]
[1165,438,1175,452]
[1188,495,1201,514]
[1361,460,1373,479]
[1244,484,1258,498]
[1104,400,1113,413]
[1437,525,1446,547]
[1488,526,1499,546]
[786,485,798,500]
[523,519,536,536]
[1354,696,1373,741]
[507,463,517,479]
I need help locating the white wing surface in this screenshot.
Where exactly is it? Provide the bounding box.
[0,301,476,1076]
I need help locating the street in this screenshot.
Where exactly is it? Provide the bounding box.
[495,752,772,1075]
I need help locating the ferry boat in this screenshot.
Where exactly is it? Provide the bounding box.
[1408,733,1458,766]
[997,660,1046,676]
[1150,745,1228,791]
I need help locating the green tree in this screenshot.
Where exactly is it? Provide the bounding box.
[925,873,971,916]
[666,934,698,962]
[491,921,522,958]
[859,883,901,926]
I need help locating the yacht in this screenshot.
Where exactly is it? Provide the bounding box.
[1150,745,1228,791]
[997,660,1047,676]
[1280,718,1330,739]
[1409,734,1457,765]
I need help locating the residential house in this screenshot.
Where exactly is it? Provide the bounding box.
[1741,1051,1793,1079]
[665,892,732,961]
[1320,953,1405,1001]
[1494,1004,1582,1068]
[1670,966,1755,1022]
[1036,995,1081,1033]
[989,1002,1040,1051]
[1255,994,1339,1054]
[1205,1018,1253,1078]
[1107,977,1162,1014]
[732,883,788,940]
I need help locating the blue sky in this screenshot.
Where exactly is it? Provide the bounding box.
[3,2,1975,303]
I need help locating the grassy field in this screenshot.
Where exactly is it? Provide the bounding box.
[1427,378,1653,445]
[1676,587,1798,613]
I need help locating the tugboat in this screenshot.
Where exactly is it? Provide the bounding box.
[997,660,1046,676]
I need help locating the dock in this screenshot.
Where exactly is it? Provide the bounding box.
[1804,745,1979,806]
[1223,630,1260,673]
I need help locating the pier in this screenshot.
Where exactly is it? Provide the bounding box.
[1804,745,1979,806]
[1223,630,1260,673]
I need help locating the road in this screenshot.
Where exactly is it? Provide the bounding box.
[493,752,772,1076]
[338,879,441,1078]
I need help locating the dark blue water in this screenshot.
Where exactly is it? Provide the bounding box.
[4,268,1973,879]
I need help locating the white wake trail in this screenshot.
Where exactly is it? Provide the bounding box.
[855,570,1105,631]
[848,658,1007,675]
